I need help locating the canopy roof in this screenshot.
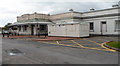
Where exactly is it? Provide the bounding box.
[9,22,52,26]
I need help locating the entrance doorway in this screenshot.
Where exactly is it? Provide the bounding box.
[39,24,48,36]
[31,25,34,35]
[101,22,107,35]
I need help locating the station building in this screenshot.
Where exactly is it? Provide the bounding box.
[10,5,120,37]
[10,12,51,35]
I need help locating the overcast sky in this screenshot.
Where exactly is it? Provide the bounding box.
[0,0,119,27]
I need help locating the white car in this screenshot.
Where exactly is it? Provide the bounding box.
[2,30,9,34]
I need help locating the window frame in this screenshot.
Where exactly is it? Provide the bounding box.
[23,25,28,32]
[18,26,21,31]
[115,20,120,32]
[40,25,46,31]
[89,22,94,32]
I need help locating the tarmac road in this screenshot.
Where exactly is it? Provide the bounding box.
[1,35,119,64]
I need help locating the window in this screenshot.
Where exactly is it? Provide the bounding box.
[23,25,28,32]
[115,20,120,31]
[101,22,106,24]
[89,22,94,32]
[40,25,46,31]
[18,26,21,31]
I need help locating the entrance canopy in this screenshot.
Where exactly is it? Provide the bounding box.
[9,22,52,26]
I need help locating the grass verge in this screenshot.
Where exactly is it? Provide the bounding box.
[106,41,120,49]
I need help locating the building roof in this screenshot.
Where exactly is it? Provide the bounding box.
[12,6,119,26]
[50,7,119,16]
[9,22,52,26]
[82,7,120,14]
[51,11,82,16]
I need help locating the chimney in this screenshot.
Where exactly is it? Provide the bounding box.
[69,9,74,12]
[112,4,119,8]
[90,8,95,11]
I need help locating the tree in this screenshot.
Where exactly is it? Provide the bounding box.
[3,23,12,30]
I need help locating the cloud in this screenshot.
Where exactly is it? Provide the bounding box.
[0,0,119,27]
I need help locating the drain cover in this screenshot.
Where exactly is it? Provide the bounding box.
[5,49,24,56]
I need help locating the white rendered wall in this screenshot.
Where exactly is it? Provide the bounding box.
[79,23,89,37]
[48,23,89,37]
[65,24,80,37]
[84,16,119,35]
[48,25,67,37]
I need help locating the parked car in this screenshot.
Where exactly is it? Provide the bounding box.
[2,30,10,37]
[2,30,10,34]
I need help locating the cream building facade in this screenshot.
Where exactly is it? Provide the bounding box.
[10,12,51,35]
[10,6,120,37]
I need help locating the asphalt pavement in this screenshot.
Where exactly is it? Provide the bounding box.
[1,35,119,64]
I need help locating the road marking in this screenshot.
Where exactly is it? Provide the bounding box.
[82,39,101,45]
[101,43,116,52]
[71,40,115,52]
[39,41,72,46]
[39,40,116,52]
[40,41,57,45]
[56,41,60,44]
[71,40,86,48]
[80,38,116,52]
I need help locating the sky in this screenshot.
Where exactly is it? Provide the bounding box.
[0,0,119,27]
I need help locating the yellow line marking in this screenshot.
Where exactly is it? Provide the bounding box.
[39,41,72,47]
[101,43,116,52]
[71,40,86,48]
[39,41,57,45]
[71,40,115,52]
[62,43,72,46]
[83,39,101,45]
[56,41,60,44]
[40,41,79,48]
[82,38,116,52]
[39,40,116,52]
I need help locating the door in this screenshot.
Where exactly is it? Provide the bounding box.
[101,22,107,35]
[31,25,34,35]
[39,24,48,35]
